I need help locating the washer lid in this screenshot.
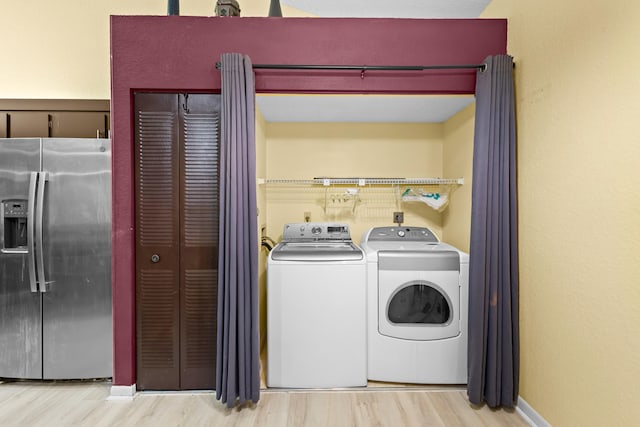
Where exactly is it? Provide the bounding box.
[271,242,364,261]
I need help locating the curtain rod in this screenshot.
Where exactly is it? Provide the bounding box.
[215,62,486,72]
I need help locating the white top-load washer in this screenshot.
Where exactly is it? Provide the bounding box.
[360,226,469,384]
[267,222,367,388]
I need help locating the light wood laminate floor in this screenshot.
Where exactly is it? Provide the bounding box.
[0,380,530,427]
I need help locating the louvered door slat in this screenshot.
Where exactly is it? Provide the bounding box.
[184,270,217,367]
[137,269,178,368]
[183,112,219,247]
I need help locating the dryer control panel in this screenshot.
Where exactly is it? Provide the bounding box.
[365,226,439,242]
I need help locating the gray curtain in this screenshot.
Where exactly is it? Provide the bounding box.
[467,54,519,408]
[216,53,260,407]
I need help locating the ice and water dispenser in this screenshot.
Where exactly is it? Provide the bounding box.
[2,199,28,252]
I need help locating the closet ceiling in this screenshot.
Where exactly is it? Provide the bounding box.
[256,94,475,123]
[257,1,489,123]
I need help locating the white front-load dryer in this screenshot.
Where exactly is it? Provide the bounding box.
[360,226,469,384]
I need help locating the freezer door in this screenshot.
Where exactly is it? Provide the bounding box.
[0,138,43,379]
[41,138,112,379]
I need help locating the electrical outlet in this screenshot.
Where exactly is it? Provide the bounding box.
[393,211,404,225]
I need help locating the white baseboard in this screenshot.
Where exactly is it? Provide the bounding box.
[108,384,137,400]
[516,396,552,427]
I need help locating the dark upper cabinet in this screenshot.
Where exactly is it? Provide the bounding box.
[1,100,110,138]
[5,112,50,137]
[50,112,110,138]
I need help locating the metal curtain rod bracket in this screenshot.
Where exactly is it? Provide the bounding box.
[214,62,486,72]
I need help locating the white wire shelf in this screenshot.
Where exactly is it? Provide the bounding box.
[258,177,464,186]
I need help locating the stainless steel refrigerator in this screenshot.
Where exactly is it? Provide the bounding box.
[0,138,112,380]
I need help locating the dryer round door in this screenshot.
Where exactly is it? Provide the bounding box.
[377,251,460,340]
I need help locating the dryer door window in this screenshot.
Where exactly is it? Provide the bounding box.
[378,269,461,340]
[387,281,451,325]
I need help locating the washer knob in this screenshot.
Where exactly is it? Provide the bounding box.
[311,226,322,235]
[397,230,405,237]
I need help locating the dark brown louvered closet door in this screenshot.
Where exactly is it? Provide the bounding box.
[134,93,220,391]
[178,94,219,389]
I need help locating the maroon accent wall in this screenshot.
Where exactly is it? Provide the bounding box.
[111,16,507,386]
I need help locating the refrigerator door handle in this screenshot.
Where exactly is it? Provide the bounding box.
[27,172,38,292]
[36,171,49,292]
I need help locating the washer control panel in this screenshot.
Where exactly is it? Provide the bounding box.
[282,222,352,242]
[365,226,439,242]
